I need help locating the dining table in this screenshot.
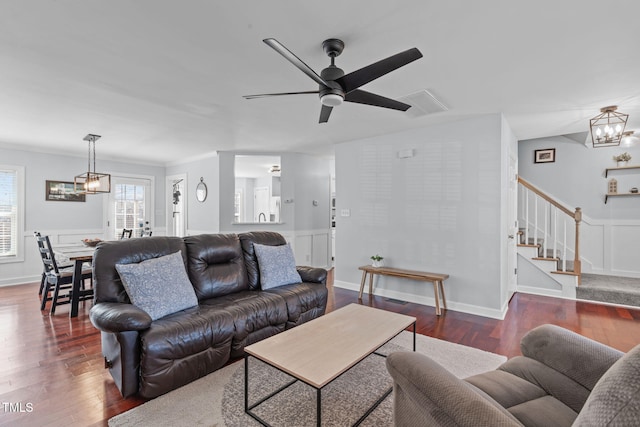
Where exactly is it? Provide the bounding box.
[53,245,96,317]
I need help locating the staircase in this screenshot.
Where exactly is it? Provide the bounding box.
[517,177,581,298]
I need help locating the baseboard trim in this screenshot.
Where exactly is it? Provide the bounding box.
[333,280,508,320]
[517,285,575,300]
[0,275,40,288]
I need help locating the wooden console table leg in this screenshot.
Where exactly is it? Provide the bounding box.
[432,281,441,316]
[438,281,447,312]
[358,271,368,299]
[368,273,374,297]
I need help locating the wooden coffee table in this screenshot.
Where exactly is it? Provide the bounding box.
[244,303,416,426]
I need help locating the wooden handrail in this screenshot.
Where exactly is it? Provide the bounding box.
[518,175,582,284]
[517,176,575,218]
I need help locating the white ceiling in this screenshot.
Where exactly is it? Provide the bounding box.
[1,1,639,165]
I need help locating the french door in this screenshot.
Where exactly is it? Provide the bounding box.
[106,176,152,240]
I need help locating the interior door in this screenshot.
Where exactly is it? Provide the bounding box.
[167,174,186,237]
[507,155,518,295]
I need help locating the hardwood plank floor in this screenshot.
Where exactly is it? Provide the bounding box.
[1,281,639,426]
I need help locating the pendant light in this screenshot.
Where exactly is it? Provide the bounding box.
[74,134,111,194]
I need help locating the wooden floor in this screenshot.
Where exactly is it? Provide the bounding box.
[1,280,639,427]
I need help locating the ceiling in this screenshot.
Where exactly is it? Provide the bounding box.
[1,1,639,166]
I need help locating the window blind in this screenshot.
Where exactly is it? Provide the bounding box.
[0,169,18,257]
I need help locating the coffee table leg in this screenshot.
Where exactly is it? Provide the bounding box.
[317,388,322,427]
[244,355,249,413]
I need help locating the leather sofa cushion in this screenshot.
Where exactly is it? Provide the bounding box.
[239,231,287,290]
[184,234,249,299]
[201,290,288,356]
[139,306,235,398]
[264,282,328,328]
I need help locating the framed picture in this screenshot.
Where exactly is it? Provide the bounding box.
[45,180,86,202]
[534,148,556,164]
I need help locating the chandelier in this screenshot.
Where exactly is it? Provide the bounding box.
[74,134,111,194]
[589,106,628,148]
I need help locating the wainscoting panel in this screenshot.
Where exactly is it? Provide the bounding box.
[581,217,640,278]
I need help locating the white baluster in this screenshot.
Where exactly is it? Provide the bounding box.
[534,197,538,246]
[525,189,529,244]
[553,208,557,263]
[543,202,548,258]
[562,219,567,272]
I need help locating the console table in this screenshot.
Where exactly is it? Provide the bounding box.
[358,266,450,315]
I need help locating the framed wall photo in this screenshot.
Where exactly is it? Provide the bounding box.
[534,148,556,164]
[45,180,86,202]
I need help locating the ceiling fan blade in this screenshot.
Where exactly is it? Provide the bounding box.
[243,90,319,100]
[263,38,330,87]
[319,105,333,123]
[345,90,411,111]
[336,48,423,93]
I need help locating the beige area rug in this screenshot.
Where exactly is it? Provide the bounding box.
[109,332,507,427]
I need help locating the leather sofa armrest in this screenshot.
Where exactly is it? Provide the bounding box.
[296,266,327,284]
[90,302,152,333]
[520,324,624,391]
[386,351,522,426]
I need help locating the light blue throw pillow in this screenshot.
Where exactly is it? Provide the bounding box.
[253,242,302,290]
[115,251,198,320]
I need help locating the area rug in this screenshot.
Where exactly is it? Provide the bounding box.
[109,331,507,427]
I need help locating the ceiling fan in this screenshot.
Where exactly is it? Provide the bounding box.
[244,38,423,123]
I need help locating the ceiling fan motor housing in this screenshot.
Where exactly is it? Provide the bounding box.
[320,65,345,105]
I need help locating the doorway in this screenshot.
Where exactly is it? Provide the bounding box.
[167,174,187,237]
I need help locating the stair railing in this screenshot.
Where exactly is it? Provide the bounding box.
[518,176,582,284]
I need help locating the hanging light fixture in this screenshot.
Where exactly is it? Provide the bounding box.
[74,134,111,194]
[589,105,628,148]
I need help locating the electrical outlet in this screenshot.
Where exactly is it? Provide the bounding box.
[340,209,350,217]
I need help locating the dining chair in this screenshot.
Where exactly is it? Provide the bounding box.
[36,234,93,314]
[120,228,133,239]
[34,231,73,295]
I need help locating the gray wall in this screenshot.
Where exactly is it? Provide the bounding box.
[166,153,220,234]
[334,114,512,317]
[518,136,640,219]
[0,145,166,285]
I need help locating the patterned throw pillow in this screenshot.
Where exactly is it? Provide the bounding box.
[115,251,198,321]
[253,243,302,290]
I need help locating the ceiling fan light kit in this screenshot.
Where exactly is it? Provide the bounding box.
[244,37,423,123]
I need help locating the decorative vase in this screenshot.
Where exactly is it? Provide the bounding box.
[372,260,383,268]
[617,161,628,167]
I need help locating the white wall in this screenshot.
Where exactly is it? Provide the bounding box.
[334,115,511,318]
[0,145,166,286]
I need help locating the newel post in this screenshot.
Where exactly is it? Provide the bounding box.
[574,207,582,285]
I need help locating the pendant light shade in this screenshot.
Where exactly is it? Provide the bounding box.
[589,106,628,148]
[74,134,111,194]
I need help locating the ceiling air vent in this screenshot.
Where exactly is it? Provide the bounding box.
[398,89,448,118]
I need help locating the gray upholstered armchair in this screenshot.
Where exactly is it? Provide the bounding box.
[386,324,640,426]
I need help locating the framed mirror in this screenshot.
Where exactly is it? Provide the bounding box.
[195,177,207,202]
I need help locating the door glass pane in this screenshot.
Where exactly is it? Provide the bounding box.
[113,183,146,239]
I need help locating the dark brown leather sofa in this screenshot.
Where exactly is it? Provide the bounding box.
[89,231,328,399]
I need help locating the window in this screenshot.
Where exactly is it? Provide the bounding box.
[107,176,152,239]
[0,165,24,262]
